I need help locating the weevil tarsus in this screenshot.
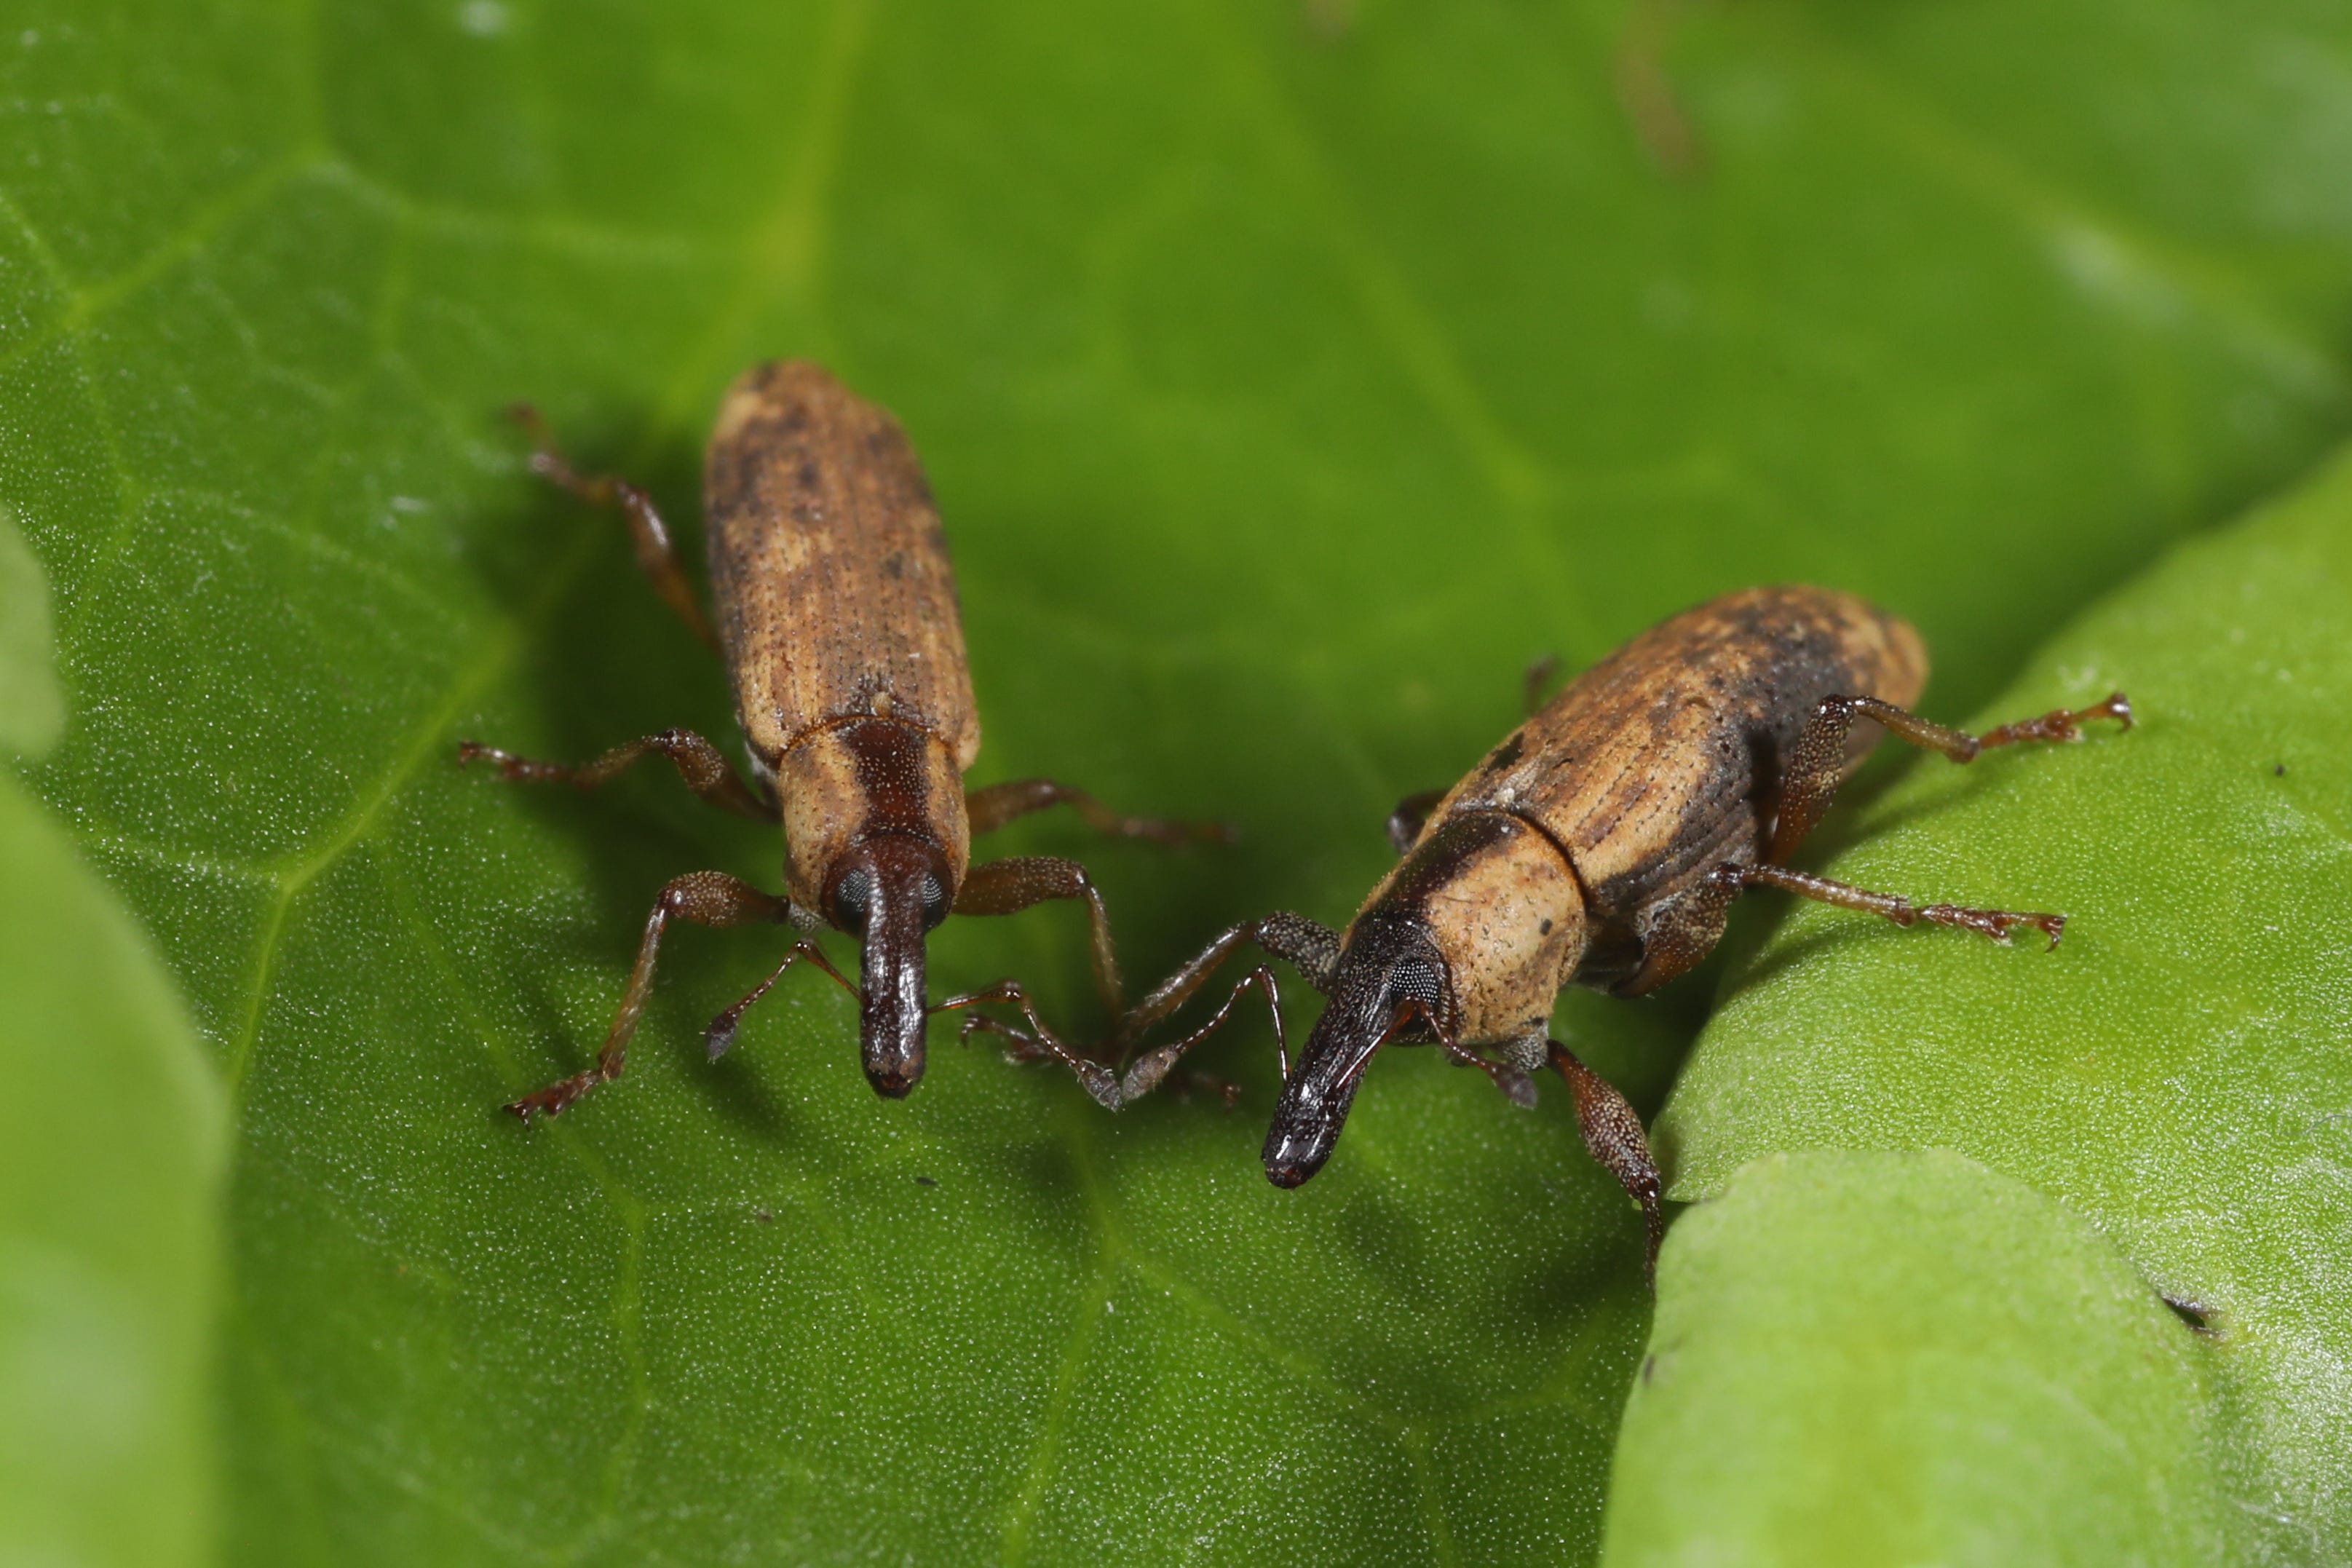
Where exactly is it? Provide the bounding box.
[503,871,791,1123]
[505,401,719,653]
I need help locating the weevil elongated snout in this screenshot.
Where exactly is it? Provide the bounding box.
[829,833,954,1097]
[1262,916,1451,1187]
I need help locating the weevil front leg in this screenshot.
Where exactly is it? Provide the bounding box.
[965,779,1233,847]
[952,855,1133,1015]
[508,403,720,652]
[1546,1038,1663,1282]
[1768,690,2132,863]
[933,980,1123,1108]
[458,728,775,821]
[1109,912,1341,1103]
[507,871,791,1124]
[1618,860,2066,997]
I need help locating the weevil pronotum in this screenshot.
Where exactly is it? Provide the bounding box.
[987,586,2130,1275]
[461,360,1221,1122]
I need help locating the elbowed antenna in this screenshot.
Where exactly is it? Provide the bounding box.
[1261,914,1452,1187]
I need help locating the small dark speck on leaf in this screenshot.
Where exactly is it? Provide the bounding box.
[914,1175,937,1188]
[2275,763,2287,777]
[1641,1354,1656,1385]
[2162,1294,2217,1335]
[753,1208,774,1224]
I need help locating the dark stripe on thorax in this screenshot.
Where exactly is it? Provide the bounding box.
[837,716,944,841]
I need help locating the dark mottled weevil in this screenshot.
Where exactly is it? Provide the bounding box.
[994,587,2129,1275]
[461,360,1221,1122]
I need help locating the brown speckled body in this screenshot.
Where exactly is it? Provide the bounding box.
[1367,586,1926,1048]
[703,360,981,912]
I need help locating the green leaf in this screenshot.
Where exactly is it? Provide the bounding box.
[7,0,2351,1562]
[0,502,223,1564]
[0,505,61,759]
[1606,1150,2225,1568]
[1652,444,2352,1560]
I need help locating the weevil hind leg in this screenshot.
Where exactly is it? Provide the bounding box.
[505,871,791,1124]
[507,403,720,653]
[456,728,774,821]
[1770,691,2131,863]
[964,778,1233,847]
[1548,1039,1664,1283]
[1615,859,2065,998]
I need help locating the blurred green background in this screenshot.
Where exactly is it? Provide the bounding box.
[3,0,2349,1563]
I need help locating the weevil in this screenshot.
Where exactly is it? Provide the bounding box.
[461,360,1221,1122]
[1015,586,2129,1275]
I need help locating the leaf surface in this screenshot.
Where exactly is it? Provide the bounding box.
[4,0,2351,1562]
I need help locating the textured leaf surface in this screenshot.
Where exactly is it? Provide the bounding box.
[1606,1151,2224,1568]
[5,0,2351,1562]
[1655,445,2352,1563]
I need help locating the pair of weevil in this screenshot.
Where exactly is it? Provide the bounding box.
[463,360,2131,1277]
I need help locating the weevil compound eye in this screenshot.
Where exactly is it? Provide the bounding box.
[919,871,950,932]
[828,864,876,932]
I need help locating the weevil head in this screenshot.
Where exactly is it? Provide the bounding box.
[825,834,954,1097]
[1262,908,1454,1188]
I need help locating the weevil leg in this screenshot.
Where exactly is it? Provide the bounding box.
[931,979,1123,1107]
[1548,1040,1664,1283]
[1106,911,1342,1058]
[507,402,721,653]
[964,778,1233,847]
[506,871,791,1124]
[702,936,858,1062]
[1435,1034,1539,1109]
[954,855,1128,1015]
[1386,790,1446,856]
[1617,859,2066,997]
[1769,691,2132,863]
[1119,965,1289,1104]
[971,914,1338,1106]
[456,728,774,822]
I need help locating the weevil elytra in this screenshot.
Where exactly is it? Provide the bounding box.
[1034,586,2130,1275]
[461,360,1221,1122]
